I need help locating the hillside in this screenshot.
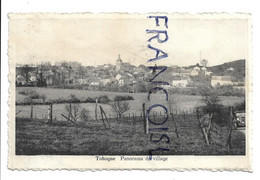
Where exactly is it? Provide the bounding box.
[208,59,245,81]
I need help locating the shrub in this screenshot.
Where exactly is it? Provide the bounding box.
[80,108,91,121]
[198,85,220,113]
[40,94,47,103]
[83,97,95,103]
[68,94,80,103]
[211,104,230,125]
[114,95,134,101]
[64,103,81,122]
[18,89,41,99]
[197,104,229,126]
[233,100,245,112]
[98,95,111,104]
[110,101,130,117]
[18,89,28,95]
[23,97,33,104]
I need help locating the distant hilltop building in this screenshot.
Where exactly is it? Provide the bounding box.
[116,54,122,71]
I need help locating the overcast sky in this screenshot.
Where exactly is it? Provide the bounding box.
[10,14,249,67]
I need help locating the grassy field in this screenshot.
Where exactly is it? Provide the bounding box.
[16,114,245,155]
[16,87,245,120]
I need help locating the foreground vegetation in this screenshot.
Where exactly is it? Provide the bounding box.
[16,115,245,155]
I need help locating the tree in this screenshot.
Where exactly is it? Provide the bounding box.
[65,103,80,122]
[21,65,31,83]
[80,108,90,121]
[196,85,220,146]
[110,100,130,118]
[200,59,208,67]
[199,85,219,114]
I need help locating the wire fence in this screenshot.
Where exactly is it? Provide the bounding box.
[15,103,197,122]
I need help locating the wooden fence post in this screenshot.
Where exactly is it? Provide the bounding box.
[95,98,98,121]
[142,103,148,134]
[99,105,111,128]
[48,103,53,123]
[30,103,33,119]
[69,102,72,121]
[99,106,106,128]
[132,113,136,125]
[170,113,179,138]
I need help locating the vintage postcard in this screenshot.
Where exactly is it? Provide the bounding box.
[8,13,252,170]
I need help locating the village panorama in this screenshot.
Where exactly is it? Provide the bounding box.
[16,55,245,93]
[15,54,246,156]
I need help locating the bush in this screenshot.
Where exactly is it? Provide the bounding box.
[80,108,91,121]
[197,104,229,126]
[114,95,134,101]
[29,91,41,99]
[23,97,33,104]
[84,97,95,103]
[68,94,80,103]
[98,95,111,104]
[110,101,130,117]
[40,94,47,103]
[215,85,245,96]
[64,103,81,122]
[18,89,41,99]
[233,100,245,112]
[18,89,28,95]
[211,104,230,125]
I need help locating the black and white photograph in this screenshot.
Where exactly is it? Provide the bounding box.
[7,13,251,170]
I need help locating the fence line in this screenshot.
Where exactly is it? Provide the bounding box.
[16,102,199,122]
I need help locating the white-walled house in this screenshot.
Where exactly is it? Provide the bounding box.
[115,73,123,81]
[90,78,101,86]
[16,75,26,85]
[100,77,112,85]
[190,69,199,76]
[211,76,233,87]
[172,77,190,87]
[205,71,213,76]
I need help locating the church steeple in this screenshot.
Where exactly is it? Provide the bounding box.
[116,54,122,71]
[117,54,122,61]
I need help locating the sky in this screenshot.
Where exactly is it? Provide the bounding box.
[10,14,249,67]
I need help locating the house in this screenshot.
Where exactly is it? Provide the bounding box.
[116,73,134,86]
[205,71,213,76]
[211,76,233,87]
[28,71,37,82]
[16,75,26,86]
[45,69,55,85]
[172,76,190,87]
[190,69,199,76]
[172,68,191,77]
[226,67,234,71]
[75,78,88,84]
[180,69,191,77]
[133,72,145,80]
[100,75,112,85]
[90,78,101,86]
[115,73,124,81]
[193,66,200,71]
[201,66,207,72]
[118,78,125,86]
